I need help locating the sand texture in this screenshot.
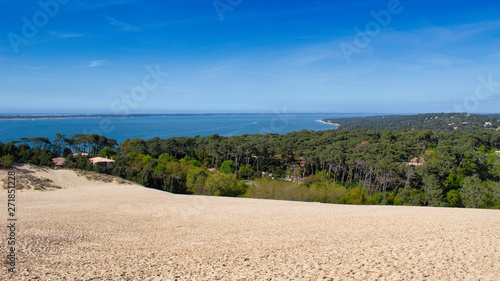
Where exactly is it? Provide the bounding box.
[1,164,500,280]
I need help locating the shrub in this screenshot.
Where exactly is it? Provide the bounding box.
[205,173,247,197]
[446,190,463,207]
[1,154,14,168]
[395,187,423,206]
[329,184,348,204]
[372,193,384,204]
[237,164,254,179]
[203,158,213,167]
[343,187,373,205]
[186,167,209,195]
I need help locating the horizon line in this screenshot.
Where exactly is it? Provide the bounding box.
[0,112,484,116]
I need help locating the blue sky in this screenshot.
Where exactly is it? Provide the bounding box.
[1,0,500,114]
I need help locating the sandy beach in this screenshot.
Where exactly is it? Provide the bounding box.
[1,164,499,280]
[316,120,339,127]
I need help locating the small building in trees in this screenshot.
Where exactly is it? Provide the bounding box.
[89,157,115,167]
[406,157,424,167]
[51,157,65,169]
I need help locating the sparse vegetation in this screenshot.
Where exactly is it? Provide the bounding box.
[1,154,14,168]
[2,173,61,190]
[75,169,132,184]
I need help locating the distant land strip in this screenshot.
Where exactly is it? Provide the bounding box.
[0,113,378,120]
[323,113,500,132]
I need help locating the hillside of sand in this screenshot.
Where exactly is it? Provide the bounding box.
[1,164,499,280]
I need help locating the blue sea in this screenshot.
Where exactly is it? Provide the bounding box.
[0,114,370,144]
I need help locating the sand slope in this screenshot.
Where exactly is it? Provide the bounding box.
[1,164,499,280]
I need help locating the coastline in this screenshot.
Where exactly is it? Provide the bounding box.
[316,119,339,126]
[0,113,343,121]
[0,116,107,121]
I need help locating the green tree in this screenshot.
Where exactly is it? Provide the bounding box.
[237,164,254,179]
[462,175,487,208]
[53,133,67,156]
[158,153,177,163]
[422,174,446,207]
[219,160,235,174]
[99,147,118,159]
[181,156,202,167]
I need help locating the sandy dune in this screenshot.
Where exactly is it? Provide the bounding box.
[1,164,500,280]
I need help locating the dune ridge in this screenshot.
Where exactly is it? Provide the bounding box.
[1,164,499,280]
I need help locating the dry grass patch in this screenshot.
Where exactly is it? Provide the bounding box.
[74,169,132,185]
[2,173,61,190]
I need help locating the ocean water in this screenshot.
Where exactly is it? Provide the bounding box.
[0,114,367,144]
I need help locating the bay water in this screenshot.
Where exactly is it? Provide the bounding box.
[0,114,369,144]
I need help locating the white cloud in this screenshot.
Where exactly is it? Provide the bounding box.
[423,53,470,67]
[455,20,500,37]
[51,31,84,38]
[86,60,107,67]
[103,15,141,32]
[280,42,345,66]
